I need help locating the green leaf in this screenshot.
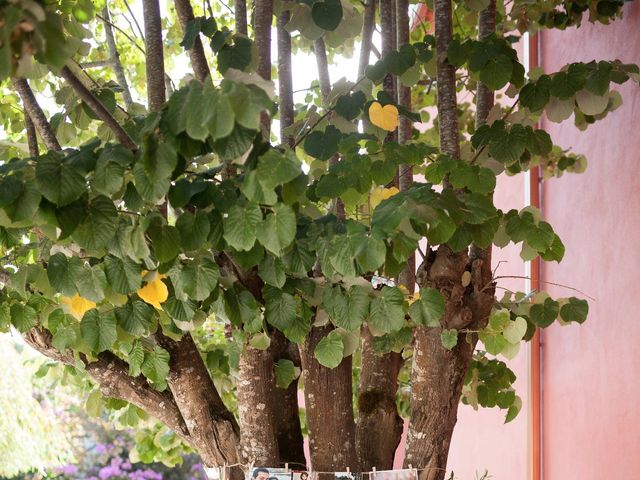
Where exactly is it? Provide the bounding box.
[80,309,117,352]
[218,36,253,73]
[258,255,286,288]
[141,347,170,387]
[519,79,551,112]
[128,342,145,377]
[334,91,366,121]
[115,300,155,336]
[369,286,405,334]
[311,0,343,31]
[35,153,87,206]
[181,256,220,301]
[223,203,262,251]
[275,358,299,388]
[479,55,513,90]
[176,211,210,252]
[249,332,271,350]
[259,204,297,255]
[329,236,356,277]
[73,195,118,251]
[256,150,301,190]
[529,297,559,328]
[104,255,142,294]
[314,330,344,368]
[75,265,107,303]
[304,126,342,160]
[52,325,77,352]
[10,303,37,333]
[503,316,528,344]
[47,253,82,296]
[409,287,445,326]
[264,285,297,331]
[147,225,181,263]
[441,329,458,350]
[559,298,588,324]
[322,285,370,331]
[355,234,386,272]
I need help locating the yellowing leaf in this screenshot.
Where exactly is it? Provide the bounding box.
[370,186,399,210]
[61,294,96,320]
[137,274,168,310]
[369,102,399,131]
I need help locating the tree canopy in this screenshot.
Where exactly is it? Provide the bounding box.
[0,0,637,478]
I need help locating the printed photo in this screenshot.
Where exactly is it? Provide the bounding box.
[249,467,293,480]
[370,469,417,480]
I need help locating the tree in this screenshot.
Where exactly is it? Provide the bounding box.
[0,0,637,479]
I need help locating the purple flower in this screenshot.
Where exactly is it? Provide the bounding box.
[57,463,79,475]
[95,443,109,455]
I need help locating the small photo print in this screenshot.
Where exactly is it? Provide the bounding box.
[292,471,311,480]
[371,469,418,480]
[334,472,359,480]
[249,467,293,480]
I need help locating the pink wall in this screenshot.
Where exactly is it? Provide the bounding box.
[541,3,640,478]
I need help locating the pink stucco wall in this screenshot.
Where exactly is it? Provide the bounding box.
[541,3,640,478]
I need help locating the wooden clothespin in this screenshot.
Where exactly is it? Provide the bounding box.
[285,463,289,472]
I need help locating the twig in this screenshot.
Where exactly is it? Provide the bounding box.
[95,13,146,55]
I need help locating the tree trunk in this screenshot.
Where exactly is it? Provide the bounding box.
[24,111,39,157]
[235,0,248,36]
[102,6,134,109]
[254,0,273,133]
[300,325,358,472]
[237,345,280,466]
[142,0,166,112]
[403,1,496,479]
[356,328,403,470]
[358,0,376,78]
[174,0,211,82]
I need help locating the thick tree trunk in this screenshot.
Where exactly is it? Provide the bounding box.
[174,0,211,82]
[403,2,496,479]
[254,0,273,133]
[300,325,358,472]
[356,328,403,470]
[272,332,305,466]
[59,66,137,150]
[13,78,61,152]
[102,6,134,109]
[237,345,280,465]
[142,0,166,112]
[155,333,241,468]
[277,10,294,148]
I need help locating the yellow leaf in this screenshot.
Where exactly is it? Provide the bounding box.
[61,294,96,320]
[368,101,399,131]
[137,274,168,310]
[370,186,400,210]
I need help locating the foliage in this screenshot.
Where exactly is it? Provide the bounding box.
[0,0,637,470]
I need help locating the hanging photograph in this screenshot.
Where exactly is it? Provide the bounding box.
[369,469,417,480]
[292,470,311,480]
[249,467,293,480]
[334,472,359,480]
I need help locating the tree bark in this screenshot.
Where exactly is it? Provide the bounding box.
[24,111,39,157]
[235,0,248,36]
[357,0,376,78]
[13,78,61,152]
[277,10,294,148]
[254,0,273,133]
[236,345,280,466]
[380,0,397,144]
[59,66,137,151]
[154,333,241,468]
[23,327,190,442]
[142,0,166,112]
[300,325,358,473]
[272,332,305,466]
[102,6,134,109]
[174,0,211,82]
[356,328,403,470]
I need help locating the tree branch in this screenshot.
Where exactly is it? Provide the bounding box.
[357,0,376,78]
[142,0,167,112]
[174,0,211,83]
[24,110,39,157]
[277,10,294,147]
[102,6,134,109]
[154,332,241,468]
[12,78,61,152]
[23,327,191,442]
[235,0,248,36]
[59,66,137,151]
